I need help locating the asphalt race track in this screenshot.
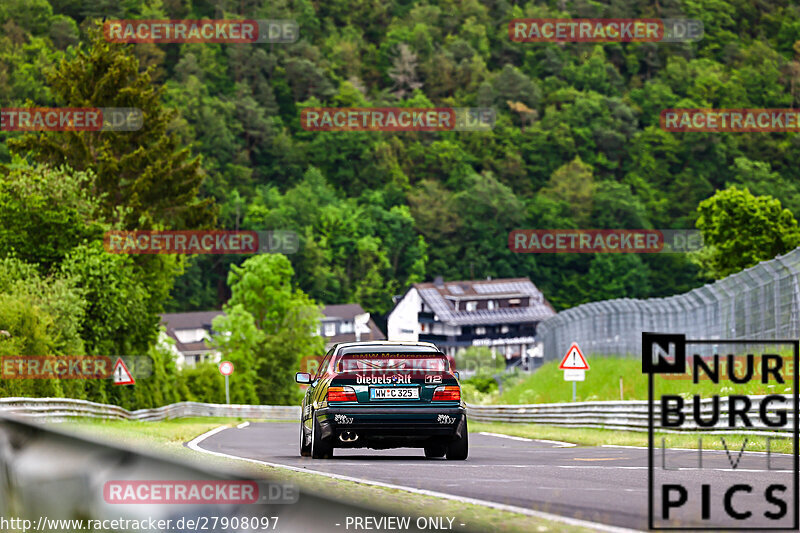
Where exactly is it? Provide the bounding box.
[191,422,796,532]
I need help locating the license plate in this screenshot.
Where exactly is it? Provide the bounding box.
[370,387,419,400]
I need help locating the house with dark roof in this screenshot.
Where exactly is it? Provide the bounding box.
[159,310,222,367]
[386,277,555,365]
[317,303,385,345]
[160,304,385,367]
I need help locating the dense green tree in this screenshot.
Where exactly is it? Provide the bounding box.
[539,157,596,226]
[5,0,800,410]
[10,23,216,230]
[211,254,324,405]
[695,187,800,279]
[0,162,105,273]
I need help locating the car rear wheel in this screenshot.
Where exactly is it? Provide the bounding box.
[310,411,333,459]
[300,420,311,457]
[424,444,447,458]
[446,419,468,460]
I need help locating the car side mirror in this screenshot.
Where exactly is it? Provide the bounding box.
[453,371,460,380]
[295,372,311,384]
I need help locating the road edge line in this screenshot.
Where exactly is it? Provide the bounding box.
[187,426,643,533]
[601,444,794,456]
[477,432,577,447]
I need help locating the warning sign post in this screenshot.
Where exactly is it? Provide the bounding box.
[113,358,135,386]
[559,343,588,400]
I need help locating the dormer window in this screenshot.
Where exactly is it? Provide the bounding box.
[466,301,477,312]
[508,298,521,308]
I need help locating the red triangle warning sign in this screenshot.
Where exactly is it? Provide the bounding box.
[113,358,135,385]
[559,343,589,370]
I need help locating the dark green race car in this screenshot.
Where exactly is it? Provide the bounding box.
[295,341,468,460]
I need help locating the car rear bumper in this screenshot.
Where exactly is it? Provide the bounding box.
[316,406,466,442]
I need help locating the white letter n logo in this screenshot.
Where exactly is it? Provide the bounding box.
[642,333,686,374]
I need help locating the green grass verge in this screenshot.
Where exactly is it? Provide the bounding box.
[471,421,794,454]
[60,418,597,533]
[492,355,796,405]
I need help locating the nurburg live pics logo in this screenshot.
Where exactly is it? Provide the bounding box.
[642,332,799,530]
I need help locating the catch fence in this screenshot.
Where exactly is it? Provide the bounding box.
[536,248,800,361]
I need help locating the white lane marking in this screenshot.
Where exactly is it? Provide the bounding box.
[186,425,229,447]
[534,438,577,448]
[478,432,576,447]
[303,461,792,473]
[558,465,648,470]
[557,465,792,473]
[237,421,250,429]
[479,432,532,442]
[601,444,794,457]
[187,426,643,533]
[528,487,644,493]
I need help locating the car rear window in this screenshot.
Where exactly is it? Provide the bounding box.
[335,352,449,373]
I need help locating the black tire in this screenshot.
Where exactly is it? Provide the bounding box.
[310,411,333,459]
[424,444,447,458]
[446,418,468,460]
[300,420,311,457]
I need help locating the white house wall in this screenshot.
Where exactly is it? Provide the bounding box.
[387,288,421,341]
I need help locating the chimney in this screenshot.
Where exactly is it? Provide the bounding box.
[433,276,444,288]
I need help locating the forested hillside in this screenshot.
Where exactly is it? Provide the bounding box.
[3,0,800,320]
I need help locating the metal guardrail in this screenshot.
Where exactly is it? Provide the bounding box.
[0,413,436,532]
[0,398,300,422]
[468,396,796,437]
[1,397,793,436]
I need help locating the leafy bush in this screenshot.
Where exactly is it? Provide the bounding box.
[454,346,505,375]
[463,373,498,394]
[177,363,226,404]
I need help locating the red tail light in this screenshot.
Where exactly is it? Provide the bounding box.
[432,385,460,401]
[327,386,357,402]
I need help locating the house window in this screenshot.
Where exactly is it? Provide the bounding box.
[324,322,336,337]
[475,326,486,335]
[501,325,509,334]
[508,298,521,308]
[487,300,496,310]
[466,301,477,312]
[340,321,354,333]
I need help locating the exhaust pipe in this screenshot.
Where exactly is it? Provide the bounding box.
[339,431,359,443]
